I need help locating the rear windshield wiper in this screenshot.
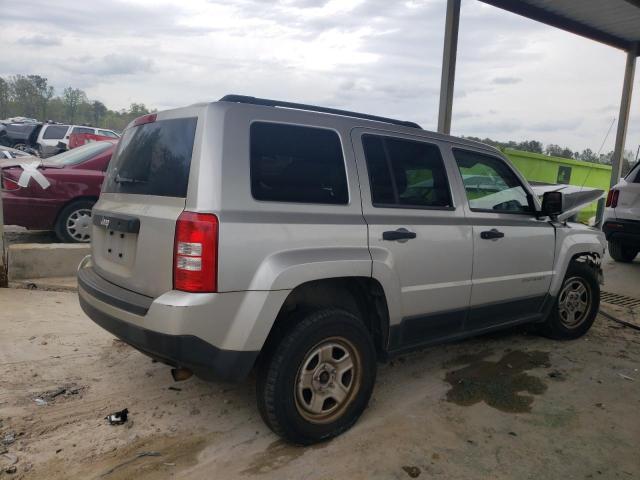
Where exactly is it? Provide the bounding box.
[114,174,147,184]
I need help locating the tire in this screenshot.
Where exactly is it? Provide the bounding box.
[542,261,600,340]
[608,240,638,263]
[256,308,377,445]
[54,200,95,243]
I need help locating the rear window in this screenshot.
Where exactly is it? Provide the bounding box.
[43,125,69,140]
[250,122,348,204]
[103,117,197,198]
[47,141,113,166]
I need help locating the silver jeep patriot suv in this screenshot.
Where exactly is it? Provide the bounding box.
[78,95,606,444]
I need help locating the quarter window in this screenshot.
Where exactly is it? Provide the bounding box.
[362,135,452,208]
[42,125,69,140]
[453,149,532,213]
[250,122,348,204]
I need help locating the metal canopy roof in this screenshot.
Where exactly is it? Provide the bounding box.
[479,0,640,53]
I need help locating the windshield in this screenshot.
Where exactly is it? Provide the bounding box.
[47,141,113,166]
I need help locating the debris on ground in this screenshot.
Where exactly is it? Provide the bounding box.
[547,370,566,381]
[33,383,85,405]
[618,373,635,381]
[5,465,17,474]
[168,386,182,392]
[105,408,129,425]
[2,434,15,446]
[402,465,421,478]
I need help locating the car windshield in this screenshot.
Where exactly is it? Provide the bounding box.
[46,141,113,166]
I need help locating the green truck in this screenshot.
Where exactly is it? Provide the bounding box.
[503,148,610,223]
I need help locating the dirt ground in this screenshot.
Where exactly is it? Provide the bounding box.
[0,289,639,480]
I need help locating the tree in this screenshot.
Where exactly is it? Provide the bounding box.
[63,87,87,124]
[9,75,40,118]
[91,100,107,127]
[0,78,9,119]
[516,140,543,154]
[545,144,574,159]
[28,75,55,120]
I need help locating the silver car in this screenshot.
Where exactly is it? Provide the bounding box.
[78,95,606,444]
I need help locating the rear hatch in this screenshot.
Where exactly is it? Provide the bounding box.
[91,113,199,298]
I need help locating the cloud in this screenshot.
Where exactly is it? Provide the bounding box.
[1,0,636,152]
[492,76,522,85]
[18,35,62,47]
[62,54,154,77]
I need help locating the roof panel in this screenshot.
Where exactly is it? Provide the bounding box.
[479,0,640,52]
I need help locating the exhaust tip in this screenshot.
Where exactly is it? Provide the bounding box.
[171,367,193,382]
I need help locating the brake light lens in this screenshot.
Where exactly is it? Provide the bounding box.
[133,113,157,126]
[606,189,619,208]
[173,212,218,293]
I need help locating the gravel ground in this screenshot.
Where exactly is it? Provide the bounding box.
[0,289,639,479]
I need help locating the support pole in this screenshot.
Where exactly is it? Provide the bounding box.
[610,45,638,188]
[438,0,461,134]
[0,188,6,287]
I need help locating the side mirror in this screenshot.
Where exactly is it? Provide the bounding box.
[542,191,564,218]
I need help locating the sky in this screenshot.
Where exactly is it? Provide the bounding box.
[2,0,639,154]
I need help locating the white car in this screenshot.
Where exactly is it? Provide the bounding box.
[603,161,640,262]
[37,124,119,157]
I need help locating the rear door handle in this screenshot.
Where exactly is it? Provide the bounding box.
[383,228,417,241]
[480,228,505,240]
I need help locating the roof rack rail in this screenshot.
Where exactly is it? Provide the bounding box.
[219,94,422,129]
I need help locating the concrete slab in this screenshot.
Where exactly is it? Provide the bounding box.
[601,252,640,299]
[7,243,89,280]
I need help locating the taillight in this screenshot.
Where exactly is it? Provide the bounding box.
[606,189,619,208]
[173,212,218,293]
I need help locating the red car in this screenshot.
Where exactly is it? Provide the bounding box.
[1,141,116,242]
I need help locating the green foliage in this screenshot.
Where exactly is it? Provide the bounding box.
[0,74,153,132]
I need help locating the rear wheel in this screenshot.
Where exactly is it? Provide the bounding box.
[542,261,600,340]
[256,308,376,445]
[608,240,638,263]
[55,200,95,243]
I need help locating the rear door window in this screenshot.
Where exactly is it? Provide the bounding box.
[98,130,119,138]
[250,122,348,204]
[72,127,95,135]
[362,134,452,208]
[42,125,69,140]
[102,117,197,198]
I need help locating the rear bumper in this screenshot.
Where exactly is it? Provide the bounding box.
[78,263,260,382]
[602,219,640,246]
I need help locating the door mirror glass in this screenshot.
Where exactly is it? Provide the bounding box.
[541,191,564,218]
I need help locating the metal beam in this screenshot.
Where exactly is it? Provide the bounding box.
[479,0,637,52]
[610,46,637,187]
[438,0,461,134]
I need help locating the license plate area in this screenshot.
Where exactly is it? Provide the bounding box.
[103,230,137,266]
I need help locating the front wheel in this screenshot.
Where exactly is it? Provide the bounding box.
[608,240,638,263]
[54,200,95,243]
[256,309,377,445]
[542,261,600,340]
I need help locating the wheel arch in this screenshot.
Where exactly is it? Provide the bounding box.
[261,277,391,360]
